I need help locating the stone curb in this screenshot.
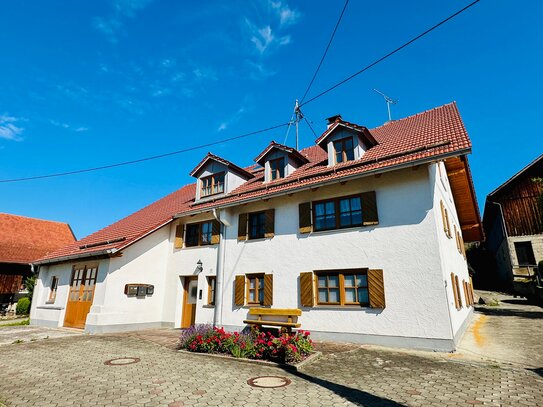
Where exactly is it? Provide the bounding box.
[178,349,322,372]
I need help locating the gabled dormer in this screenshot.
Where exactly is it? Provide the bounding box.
[190,153,254,201]
[254,141,309,183]
[316,115,378,167]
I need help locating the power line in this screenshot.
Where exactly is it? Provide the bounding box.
[302,115,318,138]
[299,0,349,104]
[0,122,290,183]
[300,0,481,107]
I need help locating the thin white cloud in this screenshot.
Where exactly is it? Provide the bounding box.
[246,20,291,56]
[269,0,301,27]
[93,0,154,43]
[49,119,89,133]
[0,114,24,141]
[217,106,248,132]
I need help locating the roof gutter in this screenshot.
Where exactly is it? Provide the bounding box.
[33,248,117,266]
[174,148,471,218]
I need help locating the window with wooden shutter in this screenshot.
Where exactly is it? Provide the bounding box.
[299,202,312,234]
[463,280,469,306]
[263,274,273,306]
[368,269,386,309]
[264,209,275,238]
[440,201,452,238]
[451,273,459,309]
[174,224,184,249]
[238,213,248,241]
[211,220,221,245]
[361,191,379,225]
[300,272,314,307]
[234,275,245,306]
[455,274,462,308]
[246,274,265,305]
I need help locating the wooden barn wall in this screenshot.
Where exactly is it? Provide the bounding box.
[499,176,543,236]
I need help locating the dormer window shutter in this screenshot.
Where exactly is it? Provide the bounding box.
[264,209,275,238]
[174,224,184,249]
[238,213,248,241]
[299,202,312,233]
[361,191,379,225]
[211,220,221,245]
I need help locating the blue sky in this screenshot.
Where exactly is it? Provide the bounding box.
[1,0,542,239]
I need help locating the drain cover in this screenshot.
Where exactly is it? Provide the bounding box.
[247,376,291,388]
[104,357,141,366]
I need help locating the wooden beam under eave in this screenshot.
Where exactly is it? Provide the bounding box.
[444,156,484,242]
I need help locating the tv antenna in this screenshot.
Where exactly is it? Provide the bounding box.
[373,89,397,122]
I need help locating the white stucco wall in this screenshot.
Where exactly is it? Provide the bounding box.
[84,226,171,332]
[165,214,220,328]
[30,259,110,328]
[430,161,473,339]
[211,166,455,348]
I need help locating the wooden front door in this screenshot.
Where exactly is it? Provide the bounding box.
[181,276,198,328]
[64,264,98,329]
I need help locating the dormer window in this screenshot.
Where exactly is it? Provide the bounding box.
[333,137,354,164]
[269,157,285,180]
[201,172,225,197]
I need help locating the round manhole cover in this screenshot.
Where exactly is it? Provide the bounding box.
[104,357,140,366]
[247,376,291,388]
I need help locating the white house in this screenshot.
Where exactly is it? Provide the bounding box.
[31,102,482,351]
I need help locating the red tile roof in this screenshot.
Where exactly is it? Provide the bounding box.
[38,102,472,264]
[0,213,75,264]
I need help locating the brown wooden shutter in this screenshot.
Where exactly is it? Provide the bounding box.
[299,202,312,233]
[463,280,469,306]
[362,191,379,225]
[237,213,248,241]
[234,275,245,306]
[455,275,463,308]
[451,273,459,308]
[440,201,447,235]
[300,272,314,307]
[174,224,184,249]
[264,209,275,238]
[368,269,386,308]
[211,220,221,245]
[263,274,273,306]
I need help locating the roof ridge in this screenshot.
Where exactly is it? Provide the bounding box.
[370,102,456,131]
[0,212,71,226]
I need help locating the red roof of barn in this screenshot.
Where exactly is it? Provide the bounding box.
[0,213,76,264]
[38,102,473,264]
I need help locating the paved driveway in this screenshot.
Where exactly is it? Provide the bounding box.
[0,325,81,346]
[0,331,541,406]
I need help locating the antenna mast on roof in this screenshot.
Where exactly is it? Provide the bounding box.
[294,99,303,150]
[373,89,397,122]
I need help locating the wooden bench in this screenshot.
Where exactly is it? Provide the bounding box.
[243,308,302,332]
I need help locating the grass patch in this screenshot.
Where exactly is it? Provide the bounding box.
[0,318,30,327]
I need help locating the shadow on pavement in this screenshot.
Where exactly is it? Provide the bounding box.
[476,306,543,320]
[282,367,404,406]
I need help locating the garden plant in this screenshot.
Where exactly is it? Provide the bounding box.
[178,325,314,364]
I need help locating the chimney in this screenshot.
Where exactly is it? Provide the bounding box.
[325,114,342,128]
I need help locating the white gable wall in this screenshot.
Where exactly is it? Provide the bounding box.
[430,161,473,341]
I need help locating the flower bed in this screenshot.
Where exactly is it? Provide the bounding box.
[178,325,314,364]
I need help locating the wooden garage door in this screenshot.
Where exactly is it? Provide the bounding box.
[64,264,98,329]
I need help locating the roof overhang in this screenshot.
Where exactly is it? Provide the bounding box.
[444,155,484,242]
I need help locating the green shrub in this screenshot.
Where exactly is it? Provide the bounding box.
[16,297,31,315]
